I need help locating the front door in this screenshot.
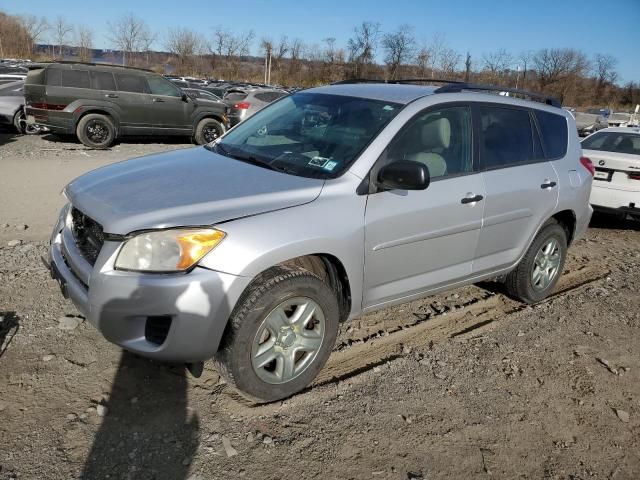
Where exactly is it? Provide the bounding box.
[363,104,484,308]
[146,76,192,134]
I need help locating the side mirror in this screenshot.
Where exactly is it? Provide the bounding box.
[181,93,189,102]
[377,160,430,191]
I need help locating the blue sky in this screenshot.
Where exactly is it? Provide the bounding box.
[3,0,639,82]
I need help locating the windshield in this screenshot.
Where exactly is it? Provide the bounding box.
[213,92,401,178]
[582,132,640,155]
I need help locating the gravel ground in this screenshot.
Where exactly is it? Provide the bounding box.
[1,131,639,480]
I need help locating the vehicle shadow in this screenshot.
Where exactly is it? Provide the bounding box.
[0,311,20,359]
[0,128,19,147]
[80,273,233,479]
[81,352,199,480]
[40,133,193,147]
[589,211,640,231]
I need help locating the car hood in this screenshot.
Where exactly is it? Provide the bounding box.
[65,146,324,235]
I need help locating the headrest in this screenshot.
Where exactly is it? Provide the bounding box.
[421,117,451,149]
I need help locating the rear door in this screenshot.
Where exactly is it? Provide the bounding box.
[113,72,154,134]
[146,76,192,134]
[472,104,559,274]
[364,104,485,307]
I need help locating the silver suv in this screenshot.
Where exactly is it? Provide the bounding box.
[49,81,594,402]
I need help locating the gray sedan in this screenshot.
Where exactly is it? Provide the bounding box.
[0,80,37,134]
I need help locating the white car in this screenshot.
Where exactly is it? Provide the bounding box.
[582,127,640,220]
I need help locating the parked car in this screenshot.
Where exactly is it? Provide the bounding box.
[607,112,638,128]
[24,62,229,148]
[582,127,640,220]
[0,80,37,134]
[223,88,288,125]
[48,81,593,402]
[571,111,608,136]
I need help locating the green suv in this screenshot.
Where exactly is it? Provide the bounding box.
[24,62,229,148]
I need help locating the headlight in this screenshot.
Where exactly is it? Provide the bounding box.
[115,228,226,272]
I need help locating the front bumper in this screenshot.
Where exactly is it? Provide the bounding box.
[49,206,251,362]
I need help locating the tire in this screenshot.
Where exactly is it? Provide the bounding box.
[505,220,568,304]
[13,109,38,135]
[194,118,225,145]
[76,113,115,149]
[214,265,340,403]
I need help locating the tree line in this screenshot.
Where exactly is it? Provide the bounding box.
[2,12,639,109]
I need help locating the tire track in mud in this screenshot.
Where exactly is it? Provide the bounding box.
[208,261,608,412]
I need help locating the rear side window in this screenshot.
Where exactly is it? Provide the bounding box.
[115,74,150,93]
[535,110,568,159]
[480,106,536,169]
[45,69,61,86]
[91,71,116,91]
[61,70,90,89]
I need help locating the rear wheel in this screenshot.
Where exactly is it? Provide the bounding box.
[214,266,340,403]
[76,113,115,149]
[13,109,38,135]
[194,118,225,145]
[505,220,567,304]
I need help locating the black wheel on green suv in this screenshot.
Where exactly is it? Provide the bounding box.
[505,220,568,304]
[194,118,225,145]
[214,265,340,403]
[77,113,116,149]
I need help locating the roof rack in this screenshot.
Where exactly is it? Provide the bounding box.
[435,82,561,107]
[34,60,153,73]
[332,78,462,86]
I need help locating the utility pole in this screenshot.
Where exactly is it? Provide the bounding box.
[264,45,272,85]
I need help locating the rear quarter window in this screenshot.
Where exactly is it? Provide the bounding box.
[61,70,90,89]
[535,110,568,159]
[45,69,61,86]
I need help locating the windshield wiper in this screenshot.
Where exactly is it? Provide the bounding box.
[212,142,283,172]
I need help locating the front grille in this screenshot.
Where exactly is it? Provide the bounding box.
[71,207,104,265]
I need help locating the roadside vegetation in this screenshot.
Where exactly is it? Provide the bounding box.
[1,11,638,109]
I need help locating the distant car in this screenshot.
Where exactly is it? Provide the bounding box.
[24,62,229,148]
[572,111,608,136]
[182,88,222,102]
[582,127,640,220]
[0,80,37,134]
[607,112,638,128]
[223,88,288,126]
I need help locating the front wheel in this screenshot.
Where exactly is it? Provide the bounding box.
[214,266,340,403]
[194,118,225,145]
[505,220,568,304]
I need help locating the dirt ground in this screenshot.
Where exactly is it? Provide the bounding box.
[1,131,639,480]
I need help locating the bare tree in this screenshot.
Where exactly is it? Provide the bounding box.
[593,53,618,101]
[139,27,156,67]
[518,50,534,88]
[532,48,590,103]
[53,16,73,58]
[75,26,93,62]
[482,48,513,82]
[381,25,416,79]
[464,52,472,82]
[107,13,148,65]
[415,45,431,78]
[18,15,49,56]
[438,47,461,76]
[346,21,381,77]
[165,28,203,74]
[426,33,446,77]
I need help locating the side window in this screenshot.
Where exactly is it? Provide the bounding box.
[45,69,61,86]
[114,74,150,94]
[90,71,116,91]
[147,76,181,97]
[534,110,568,159]
[385,105,473,179]
[61,70,90,89]
[480,106,536,169]
[254,93,270,102]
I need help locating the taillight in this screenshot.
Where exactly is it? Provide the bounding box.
[233,102,250,110]
[629,173,640,181]
[30,102,66,111]
[580,156,595,176]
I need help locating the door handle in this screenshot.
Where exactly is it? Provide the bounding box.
[152,98,165,103]
[104,93,118,98]
[460,194,484,204]
[540,181,557,189]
